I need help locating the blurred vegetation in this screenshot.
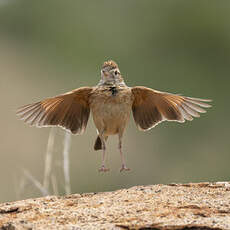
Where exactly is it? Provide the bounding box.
[0,0,229,202]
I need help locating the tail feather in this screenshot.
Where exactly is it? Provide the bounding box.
[94,136,102,151]
[94,136,108,151]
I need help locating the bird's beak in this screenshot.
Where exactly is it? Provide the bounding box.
[102,70,109,77]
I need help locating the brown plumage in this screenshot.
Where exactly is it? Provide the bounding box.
[131,87,210,130]
[102,60,118,69]
[17,60,211,172]
[17,87,92,134]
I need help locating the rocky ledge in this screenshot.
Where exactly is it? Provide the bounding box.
[0,182,230,230]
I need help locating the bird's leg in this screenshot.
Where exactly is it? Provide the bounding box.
[118,134,130,172]
[98,133,109,172]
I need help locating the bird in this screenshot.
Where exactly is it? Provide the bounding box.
[17,60,211,172]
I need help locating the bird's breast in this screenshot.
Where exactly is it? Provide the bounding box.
[89,87,134,134]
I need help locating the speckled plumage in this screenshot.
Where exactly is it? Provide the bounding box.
[89,85,133,136]
[102,60,118,69]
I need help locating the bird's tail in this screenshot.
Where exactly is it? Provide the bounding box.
[94,136,108,151]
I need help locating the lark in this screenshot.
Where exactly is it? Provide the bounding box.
[17,60,211,172]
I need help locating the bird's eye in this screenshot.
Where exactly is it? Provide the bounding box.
[114,70,118,75]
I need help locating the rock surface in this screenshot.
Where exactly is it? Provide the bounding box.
[0,182,230,230]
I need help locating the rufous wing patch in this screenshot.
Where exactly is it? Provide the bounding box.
[131,86,211,131]
[17,87,93,134]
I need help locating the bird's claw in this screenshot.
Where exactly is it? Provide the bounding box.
[120,165,130,172]
[98,166,110,172]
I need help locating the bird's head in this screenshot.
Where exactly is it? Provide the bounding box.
[99,60,125,86]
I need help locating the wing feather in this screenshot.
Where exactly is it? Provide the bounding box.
[131,86,211,130]
[17,87,93,134]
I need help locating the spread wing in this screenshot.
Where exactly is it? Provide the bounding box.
[131,86,211,131]
[17,87,93,134]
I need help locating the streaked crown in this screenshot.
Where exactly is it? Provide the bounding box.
[102,60,118,70]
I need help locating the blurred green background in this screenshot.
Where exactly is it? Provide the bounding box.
[0,0,229,203]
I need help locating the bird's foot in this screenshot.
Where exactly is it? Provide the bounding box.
[98,165,110,172]
[120,164,130,172]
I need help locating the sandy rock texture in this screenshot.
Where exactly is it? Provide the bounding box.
[0,182,230,230]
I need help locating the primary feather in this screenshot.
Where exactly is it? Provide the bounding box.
[131,86,211,130]
[17,87,93,134]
